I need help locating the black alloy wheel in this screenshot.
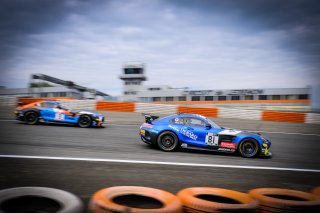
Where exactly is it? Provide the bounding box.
[78,115,92,128]
[24,111,38,125]
[239,139,259,158]
[157,131,179,152]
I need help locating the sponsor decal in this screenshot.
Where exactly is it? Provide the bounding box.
[220,142,236,149]
[181,143,188,148]
[219,129,242,136]
[180,128,198,140]
[169,124,180,132]
[218,148,234,152]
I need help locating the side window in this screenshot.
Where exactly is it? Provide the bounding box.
[41,102,56,108]
[185,118,206,127]
[170,117,184,124]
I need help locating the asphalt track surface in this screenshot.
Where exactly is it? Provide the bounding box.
[0,113,320,207]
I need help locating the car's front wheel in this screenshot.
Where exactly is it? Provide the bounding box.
[238,139,259,158]
[157,131,179,152]
[24,111,38,125]
[78,115,92,128]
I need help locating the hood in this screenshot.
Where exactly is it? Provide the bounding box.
[72,110,102,117]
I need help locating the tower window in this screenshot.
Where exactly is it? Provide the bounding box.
[191,96,200,101]
[218,96,226,101]
[124,68,143,74]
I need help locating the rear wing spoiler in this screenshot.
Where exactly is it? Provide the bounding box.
[143,114,159,124]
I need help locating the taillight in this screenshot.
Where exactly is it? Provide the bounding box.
[142,123,153,128]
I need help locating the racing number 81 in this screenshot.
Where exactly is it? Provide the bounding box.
[205,133,218,146]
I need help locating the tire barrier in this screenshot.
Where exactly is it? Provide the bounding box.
[88,186,183,213]
[176,187,258,213]
[262,111,306,123]
[177,106,218,118]
[0,187,84,213]
[248,188,320,212]
[96,101,135,112]
[312,187,320,197]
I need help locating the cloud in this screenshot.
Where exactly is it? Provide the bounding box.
[0,0,319,96]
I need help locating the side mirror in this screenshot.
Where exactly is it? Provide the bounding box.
[205,123,212,129]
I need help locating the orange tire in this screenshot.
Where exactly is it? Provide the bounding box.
[249,188,320,212]
[89,186,183,213]
[312,187,320,197]
[176,187,258,212]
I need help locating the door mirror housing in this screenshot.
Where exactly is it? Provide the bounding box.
[205,123,212,129]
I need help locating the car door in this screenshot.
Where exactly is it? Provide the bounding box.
[180,117,207,147]
[39,102,57,121]
[40,102,66,122]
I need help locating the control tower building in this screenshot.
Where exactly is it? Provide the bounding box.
[119,63,146,101]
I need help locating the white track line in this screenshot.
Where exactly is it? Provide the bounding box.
[0,155,319,173]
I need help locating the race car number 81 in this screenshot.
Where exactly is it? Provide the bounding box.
[205,132,219,146]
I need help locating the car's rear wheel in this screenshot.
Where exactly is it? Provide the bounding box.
[78,115,92,128]
[239,139,259,158]
[24,111,38,125]
[157,131,179,152]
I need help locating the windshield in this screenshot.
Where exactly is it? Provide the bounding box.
[59,104,72,111]
[206,118,220,129]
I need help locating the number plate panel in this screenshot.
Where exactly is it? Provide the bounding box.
[205,132,219,146]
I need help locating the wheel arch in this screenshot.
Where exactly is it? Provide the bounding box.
[22,108,40,116]
[237,136,261,151]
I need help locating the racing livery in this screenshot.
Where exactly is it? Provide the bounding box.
[140,113,272,158]
[15,100,104,128]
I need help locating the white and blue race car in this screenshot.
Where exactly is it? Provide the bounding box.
[140,113,272,158]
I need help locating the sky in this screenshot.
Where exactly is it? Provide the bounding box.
[0,0,319,96]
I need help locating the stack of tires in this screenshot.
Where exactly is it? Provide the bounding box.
[0,187,84,213]
[177,187,258,213]
[249,188,320,213]
[88,186,183,213]
[1,186,320,213]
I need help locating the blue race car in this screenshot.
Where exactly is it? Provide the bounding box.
[139,113,272,158]
[15,100,104,128]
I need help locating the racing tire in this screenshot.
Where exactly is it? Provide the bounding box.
[177,187,259,213]
[88,186,183,213]
[0,187,84,213]
[249,188,320,212]
[78,115,92,128]
[238,138,259,158]
[157,131,179,152]
[24,111,39,125]
[312,187,320,197]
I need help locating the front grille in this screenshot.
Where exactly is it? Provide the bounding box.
[219,135,236,142]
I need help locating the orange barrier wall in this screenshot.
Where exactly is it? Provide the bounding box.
[96,101,135,112]
[178,106,218,117]
[18,97,75,104]
[262,111,306,123]
[154,99,310,105]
